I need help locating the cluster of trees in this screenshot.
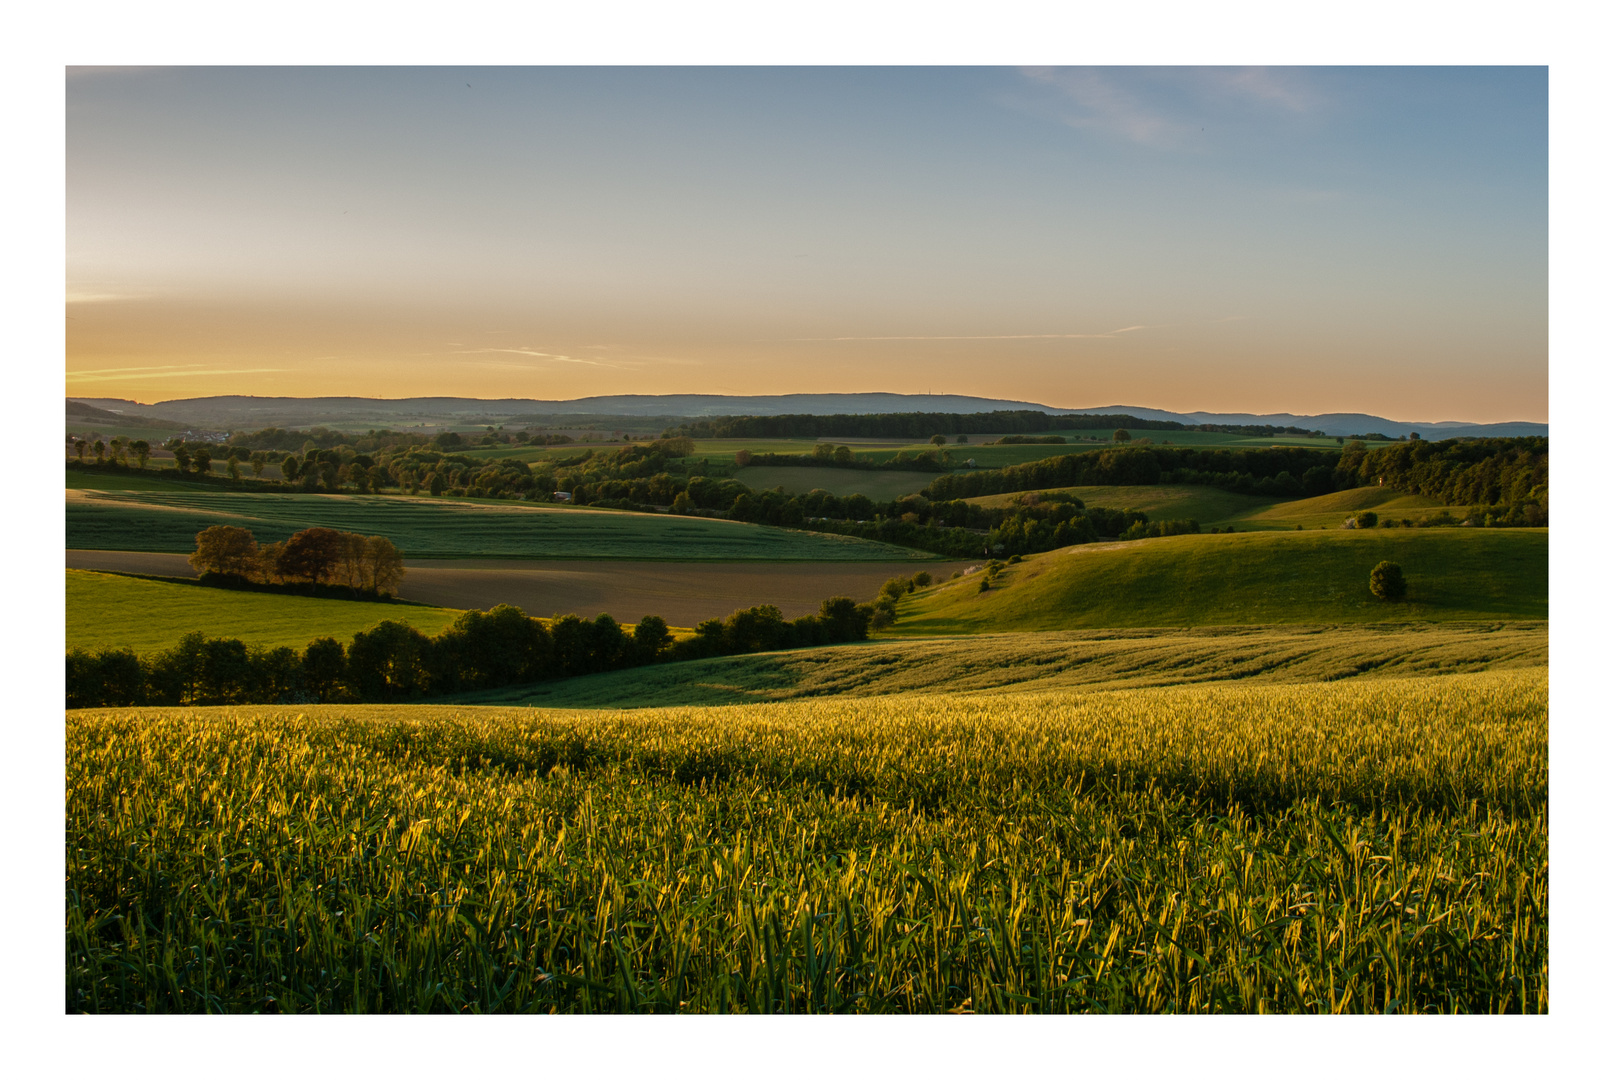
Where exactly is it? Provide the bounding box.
[1337,437,1547,525]
[66,596,876,708]
[189,525,404,596]
[923,446,1346,501]
[70,436,152,468]
[664,410,1322,441]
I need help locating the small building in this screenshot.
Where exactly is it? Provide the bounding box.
[552,491,573,503]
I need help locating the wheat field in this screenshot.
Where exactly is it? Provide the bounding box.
[66,670,1546,1013]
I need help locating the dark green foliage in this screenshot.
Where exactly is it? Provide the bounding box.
[664,410,1319,441]
[66,590,876,708]
[1370,561,1408,601]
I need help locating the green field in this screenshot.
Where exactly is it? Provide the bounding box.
[65,490,932,562]
[67,669,1546,1013]
[891,528,1547,634]
[66,570,466,654]
[1227,486,1451,529]
[443,621,1547,708]
[734,465,942,499]
[66,470,212,492]
[965,483,1279,524]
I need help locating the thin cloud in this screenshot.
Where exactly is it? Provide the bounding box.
[1016,67,1319,148]
[67,368,286,383]
[791,325,1154,342]
[453,347,619,368]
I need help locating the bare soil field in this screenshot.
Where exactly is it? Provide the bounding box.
[66,550,974,626]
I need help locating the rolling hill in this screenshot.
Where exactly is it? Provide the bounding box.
[889,528,1547,634]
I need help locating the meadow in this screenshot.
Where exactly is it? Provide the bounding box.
[445,621,1548,708]
[66,669,1546,1014]
[66,570,466,654]
[892,528,1547,634]
[65,490,930,562]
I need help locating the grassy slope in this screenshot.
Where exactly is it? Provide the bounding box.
[443,621,1547,708]
[65,490,931,561]
[1226,486,1449,529]
[892,528,1547,633]
[67,570,466,654]
[965,484,1279,524]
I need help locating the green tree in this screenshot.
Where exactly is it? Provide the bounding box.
[93,439,106,463]
[832,445,853,465]
[633,615,671,658]
[812,442,834,461]
[188,525,260,578]
[301,638,346,703]
[281,454,301,481]
[73,439,87,462]
[429,472,446,496]
[171,445,192,472]
[277,527,346,585]
[191,447,212,475]
[1113,429,1131,444]
[930,434,948,446]
[955,434,968,444]
[1369,560,1407,601]
[130,440,150,469]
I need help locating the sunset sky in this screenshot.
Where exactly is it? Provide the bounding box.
[66,66,1546,421]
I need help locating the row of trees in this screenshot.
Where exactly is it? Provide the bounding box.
[922,445,1347,501]
[71,436,151,468]
[66,596,877,708]
[189,526,404,595]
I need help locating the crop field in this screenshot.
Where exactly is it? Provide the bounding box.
[893,528,1547,634]
[66,470,218,493]
[66,570,466,654]
[67,552,975,630]
[66,669,1546,1014]
[445,622,1547,708]
[64,490,931,562]
[733,466,943,500]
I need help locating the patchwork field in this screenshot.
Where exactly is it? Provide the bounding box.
[67,669,1547,1013]
[67,551,975,629]
[65,490,932,562]
[66,570,466,654]
[443,621,1548,708]
[892,528,1547,634]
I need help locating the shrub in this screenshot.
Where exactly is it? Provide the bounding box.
[1369,561,1407,601]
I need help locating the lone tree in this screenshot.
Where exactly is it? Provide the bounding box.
[930,434,948,446]
[1369,560,1407,601]
[1113,429,1131,444]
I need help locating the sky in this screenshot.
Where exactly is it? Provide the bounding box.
[65,66,1547,421]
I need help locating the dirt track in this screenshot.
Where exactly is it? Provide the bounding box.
[66,550,972,627]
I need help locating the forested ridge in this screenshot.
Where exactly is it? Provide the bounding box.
[665,410,1322,440]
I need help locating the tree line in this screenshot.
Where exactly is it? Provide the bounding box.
[663,410,1323,440]
[189,525,405,596]
[66,596,877,709]
[922,445,1345,501]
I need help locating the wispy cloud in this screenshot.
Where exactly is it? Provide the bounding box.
[452,347,625,368]
[67,366,286,383]
[1015,67,1318,149]
[790,326,1153,342]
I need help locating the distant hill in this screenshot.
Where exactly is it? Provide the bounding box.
[69,393,1546,440]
